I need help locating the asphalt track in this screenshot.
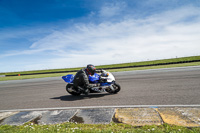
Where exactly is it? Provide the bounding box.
[0,66,200,111]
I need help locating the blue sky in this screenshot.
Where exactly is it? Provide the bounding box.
[0,0,200,72]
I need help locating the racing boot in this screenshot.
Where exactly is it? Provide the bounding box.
[84,88,89,96]
[76,86,84,93]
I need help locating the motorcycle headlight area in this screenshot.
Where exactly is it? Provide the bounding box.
[102,72,109,77]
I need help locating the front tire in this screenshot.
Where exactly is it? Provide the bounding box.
[106,82,121,94]
[112,82,121,93]
[66,84,81,96]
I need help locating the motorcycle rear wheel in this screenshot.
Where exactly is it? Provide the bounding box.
[66,84,81,96]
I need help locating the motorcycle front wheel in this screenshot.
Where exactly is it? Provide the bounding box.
[66,84,81,96]
[106,82,121,94]
[113,82,121,93]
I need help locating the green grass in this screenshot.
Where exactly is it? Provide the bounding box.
[0,62,200,81]
[0,56,200,81]
[0,68,81,76]
[1,56,200,76]
[96,56,200,69]
[0,72,76,81]
[108,62,200,72]
[0,122,200,133]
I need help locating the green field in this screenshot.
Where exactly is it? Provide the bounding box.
[0,56,200,81]
[0,122,200,133]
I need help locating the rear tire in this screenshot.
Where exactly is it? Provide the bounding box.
[66,84,81,96]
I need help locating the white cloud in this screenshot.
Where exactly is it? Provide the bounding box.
[99,1,126,18]
[1,5,200,72]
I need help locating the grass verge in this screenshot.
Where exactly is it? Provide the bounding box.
[108,62,200,72]
[0,62,200,81]
[1,55,200,81]
[0,122,200,133]
[0,72,75,81]
[1,56,200,76]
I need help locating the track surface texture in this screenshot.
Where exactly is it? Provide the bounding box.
[0,66,200,110]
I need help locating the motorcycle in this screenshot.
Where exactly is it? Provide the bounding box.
[62,70,121,96]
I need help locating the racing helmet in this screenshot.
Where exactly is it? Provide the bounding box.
[86,64,96,75]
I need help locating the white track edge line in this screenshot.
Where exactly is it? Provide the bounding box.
[1,105,200,112]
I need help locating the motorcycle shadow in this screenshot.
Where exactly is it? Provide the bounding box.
[51,93,113,101]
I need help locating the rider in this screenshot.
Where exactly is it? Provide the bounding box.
[73,64,103,95]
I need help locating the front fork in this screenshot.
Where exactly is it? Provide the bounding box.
[103,82,116,92]
[109,84,115,91]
